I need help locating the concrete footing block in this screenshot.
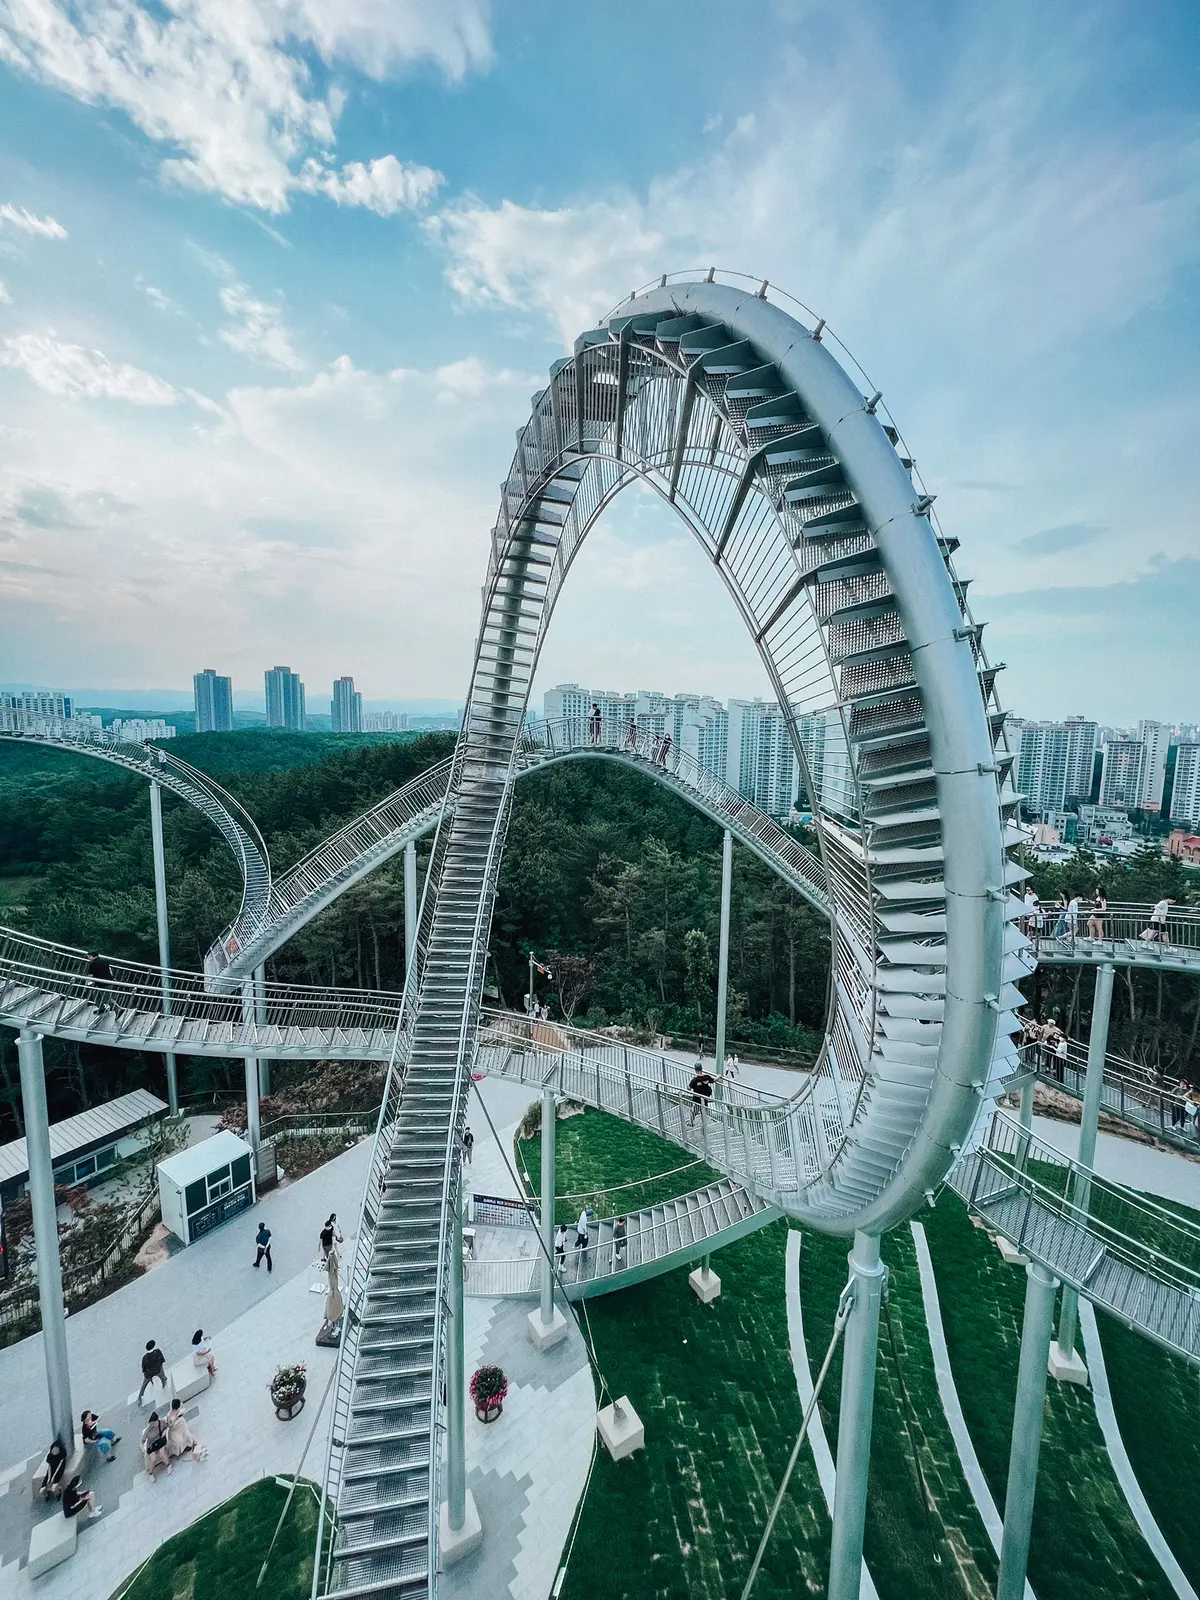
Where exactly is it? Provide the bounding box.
[689,1266,722,1303]
[439,1491,483,1567]
[996,1235,1029,1265]
[1047,1340,1089,1386]
[526,1306,570,1351]
[597,1396,644,1461]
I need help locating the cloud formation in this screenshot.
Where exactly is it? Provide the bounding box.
[218,283,304,372]
[0,202,67,238]
[0,333,178,404]
[0,0,486,213]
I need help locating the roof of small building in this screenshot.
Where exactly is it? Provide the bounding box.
[156,1128,253,1189]
[0,1089,168,1188]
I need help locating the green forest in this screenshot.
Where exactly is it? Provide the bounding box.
[0,729,1196,1141]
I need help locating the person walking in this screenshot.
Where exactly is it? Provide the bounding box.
[554,1224,568,1268]
[87,951,116,1016]
[319,1215,342,1261]
[253,1219,273,1272]
[688,1066,716,1126]
[191,1329,216,1377]
[625,716,638,751]
[1051,894,1069,940]
[1145,897,1174,946]
[462,1126,474,1166]
[589,703,602,745]
[1065,894,1081,940]
[81,1409,120,1462]
[1022,886,1038,937]
[612,1214,627,1266]
[574,1208,590,1252]
[1054,1033,1069,1083]
[137,1340,168,1405]
[658,730,672,768]
[1086,889,1107,941]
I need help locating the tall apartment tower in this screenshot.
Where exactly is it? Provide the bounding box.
[1169,744,1200,829]
[1010,717,1097,815]
[1099,739,1145,809]
[727,700,798,819]
[1137,719,1169,811]
[265,666,306,730]
[332,676,363,733]
[193,669,234,733]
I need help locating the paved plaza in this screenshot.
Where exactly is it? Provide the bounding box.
[0,1076,595,1600]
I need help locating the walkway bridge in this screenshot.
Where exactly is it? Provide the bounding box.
[950,1111,1200,1367]
[1024,1037,1200,1152]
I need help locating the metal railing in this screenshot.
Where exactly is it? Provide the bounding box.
[1022,1037,1200,1147]
[1023,901,1200,964]
[0,925,403,1043]
[463,1255,539,1298]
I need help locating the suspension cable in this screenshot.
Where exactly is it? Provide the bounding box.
[740,1277,855,1600]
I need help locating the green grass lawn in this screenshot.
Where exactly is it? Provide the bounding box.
[538,1109,997,1600]
[518,1105,723,1225]
[922,1195,1175,1600]
[111,1478,317,1600]
[1095,1311,1200,1589]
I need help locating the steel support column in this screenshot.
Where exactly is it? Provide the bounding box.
[828,1231,885,1600]
[149,781,178,1116]
[715,829,733,1078]
[540,1087,556,1325]
[404,840,418,973]
[997,1260,1057,1600]
[254,965,270,1097]
[447,1180,467,1530]
[1057,962,1114,1361]
[242,979,260,1151]
[17,1029,73,1448]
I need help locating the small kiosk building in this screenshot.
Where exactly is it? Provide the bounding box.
[158,1130,256,1246]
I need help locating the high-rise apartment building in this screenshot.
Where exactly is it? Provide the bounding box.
[1169,743,1200,829]
[1010,717,1097,815]
[727,700,799,818]
[332,676,363,734]
[193,669,233,733]
[264,666,306,730]
[1099,739,1145,809]
[362,711,409,732]
[1136,719,1169,811]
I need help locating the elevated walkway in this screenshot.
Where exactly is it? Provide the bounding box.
[0,926,399,1059]
[1025,1038,1199,1152]
[949,1112,1200,1366]
[1026,905,1200,975]
[464,1176,780,1300]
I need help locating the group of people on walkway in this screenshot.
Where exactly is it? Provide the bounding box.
[554,1208,629,1278]
[1021,888,1180,949]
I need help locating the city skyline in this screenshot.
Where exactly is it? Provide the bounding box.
[0,7,1197,717]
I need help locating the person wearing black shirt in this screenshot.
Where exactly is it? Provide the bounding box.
[86,952,115,1015]
[62,1475,99,1518]
[137,1340,167,1405]
[36,1440,67,1499]
[253,1220,273,1272]
[688,1068,716,1126]
[81,1409,120,1461]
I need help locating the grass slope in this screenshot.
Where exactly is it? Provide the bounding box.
[922,1195,1174,1600]
[112,1478,316,1600]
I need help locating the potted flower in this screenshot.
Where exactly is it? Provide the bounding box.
[470,1364,508,1423]
[269,1362,308,1420]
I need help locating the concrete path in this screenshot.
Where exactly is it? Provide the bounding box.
[910,1221,1035,1600]
[1078,1300,1197,1600]
[1031,1116,1200,1209]
[2,1131,373,1466]
[783,1230,879,1600]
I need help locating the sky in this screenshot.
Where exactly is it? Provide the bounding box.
[0,0,1197,724]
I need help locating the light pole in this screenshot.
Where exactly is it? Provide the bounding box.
[17,1029,73,1447]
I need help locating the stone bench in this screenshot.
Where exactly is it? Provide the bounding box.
[170,1357,210,1403]
[28,1511,77,1578]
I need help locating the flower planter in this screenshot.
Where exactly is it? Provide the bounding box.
[269,1363,308,1420]
[469,1363,508,1424]
[274,1391,306,1421]
[474,1400,503,1424]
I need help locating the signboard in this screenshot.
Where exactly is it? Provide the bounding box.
[188,1182,253,1242]
[471,1193,536,1228]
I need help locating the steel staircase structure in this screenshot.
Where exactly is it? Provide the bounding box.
[315,273,1026,1599]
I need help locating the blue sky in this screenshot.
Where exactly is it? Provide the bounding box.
[0,0,1197,722]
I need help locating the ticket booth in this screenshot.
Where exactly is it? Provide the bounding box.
[158,1130,256,1246]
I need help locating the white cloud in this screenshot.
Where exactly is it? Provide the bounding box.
[0,203,67,239]
[138,281,181,316]
[0,0,488,213]
[0,333,178,404]
[0,283,11,304]
[218,283,304,372]
[299,154,444,215]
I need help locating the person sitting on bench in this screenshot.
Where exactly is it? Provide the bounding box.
[61,1475,100,1519]
[35,1439,68,1499]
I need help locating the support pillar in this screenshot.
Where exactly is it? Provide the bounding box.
[241,980,262,1151]
[714,829,732,1079]
[149,781,178,1116]
[1052,962,1113,1382]
[17,1030,73,1448]
[997,1261,1057,1600]
[404,841,418,973]
[828,1231,885,1600]
[441,1180,482,1564]
[528,1087,568,1349]
[254,966,270,1098]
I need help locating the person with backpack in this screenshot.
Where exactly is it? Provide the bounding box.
[253,1219,273,1272]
